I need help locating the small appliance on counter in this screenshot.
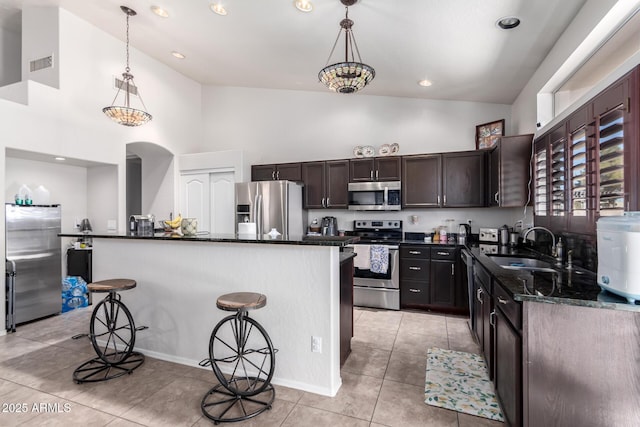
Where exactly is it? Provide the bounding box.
[478,227,499,254]
[596,212,640,303]
[458,223,471,245]
[129,214,155,236]
[321,216,338,236]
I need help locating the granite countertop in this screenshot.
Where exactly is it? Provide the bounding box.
[469,246,640,313]
[58,232,360,247]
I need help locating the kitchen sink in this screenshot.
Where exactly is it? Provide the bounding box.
[487,255,556,273]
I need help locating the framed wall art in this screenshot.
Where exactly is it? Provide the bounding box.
[476,119,505,149]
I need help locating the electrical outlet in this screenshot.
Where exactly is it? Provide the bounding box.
[311,336,322,353]
[74,218,80,228]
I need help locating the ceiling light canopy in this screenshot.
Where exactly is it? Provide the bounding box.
[318,0,375,94]
[418,79,432,87]
[172,51,186,59]
[497,16,521,29]
[103,6,152,127]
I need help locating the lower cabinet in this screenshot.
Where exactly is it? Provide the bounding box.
[494,308,522,427]
[400,245,463,311]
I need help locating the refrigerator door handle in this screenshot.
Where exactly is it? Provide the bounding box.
[256,194,263,237]
[6,259,16,332]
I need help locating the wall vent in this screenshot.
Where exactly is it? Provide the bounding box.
[29,55,54,72]
[114,77,139,97]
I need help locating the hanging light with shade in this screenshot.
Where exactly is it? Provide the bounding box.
[103,6,152,127]
[318,0,375,94]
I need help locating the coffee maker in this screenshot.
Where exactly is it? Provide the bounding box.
[321,216,338,236]
[458,223,471,244]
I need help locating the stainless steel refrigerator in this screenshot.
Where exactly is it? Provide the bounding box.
[5,204,62,330]
[235,181,307,238]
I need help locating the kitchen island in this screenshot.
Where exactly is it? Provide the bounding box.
[60,232,358,397]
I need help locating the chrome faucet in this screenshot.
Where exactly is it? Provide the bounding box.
[522,226,557,260]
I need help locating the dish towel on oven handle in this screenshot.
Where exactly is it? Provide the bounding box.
[352,245,371,270]
[370,245,389,274]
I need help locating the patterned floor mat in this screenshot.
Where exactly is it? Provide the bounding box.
[424,347,504,422]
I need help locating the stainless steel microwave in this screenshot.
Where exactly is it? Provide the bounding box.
[348,181,401,211]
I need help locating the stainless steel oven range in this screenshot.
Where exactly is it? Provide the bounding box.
[348,220,402,310]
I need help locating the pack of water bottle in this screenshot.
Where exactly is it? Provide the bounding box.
[62,276,89,312]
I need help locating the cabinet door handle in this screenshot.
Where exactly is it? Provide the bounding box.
[272,171,276,180]
[408,250,422,255]
[375,170,379,180]
[490,310,496,327]
[321,197,326,208]
[370,170,374,180]
[476,287,483,303]
[326,197,330,207]
[409,288,421,293]
[451,264,455,276]
[409,266,421,271]
[497,296,508,305]
[444,195,447,205]
[494,191,500,203]
[437,195,441,205]
[276,170,280,180]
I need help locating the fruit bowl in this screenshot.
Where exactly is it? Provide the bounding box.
[163,216,182,232]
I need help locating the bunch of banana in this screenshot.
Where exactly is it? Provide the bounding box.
[164,214,182,229]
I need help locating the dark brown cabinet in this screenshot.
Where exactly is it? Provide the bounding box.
[251,163,301,181]
[442,151,486,207]
[472,262,494,380]
[429,247,457,307]
[400,245,463,311]
[350,157,401,182]
[402,152,485,208]
[301,160,349,209]
[487,134,534,207]
[402,154,442,207]
[494,295,522,427]
[400,246,430,306]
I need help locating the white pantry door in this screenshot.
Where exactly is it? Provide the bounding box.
[180,171,235,234]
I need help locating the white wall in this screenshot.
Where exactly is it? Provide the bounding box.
[5,156,87,234]
[21,7,59,88]
[0,26,21,87]
[87,165,118,234]
[201,86,512,165]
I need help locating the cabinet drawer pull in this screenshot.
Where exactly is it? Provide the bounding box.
[409,288,421,293]
[409,266,421,271]
[408,250,422,255]
[497,296,508,305]
[437,251,449,256]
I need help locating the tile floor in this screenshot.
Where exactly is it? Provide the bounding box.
[0,306,504,426]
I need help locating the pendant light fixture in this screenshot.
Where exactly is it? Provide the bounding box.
[103,6,152,127]
[318,0,374,94]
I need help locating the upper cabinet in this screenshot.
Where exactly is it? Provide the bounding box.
[251,163,301,181]
[350,157,401,182]
[487,134,534,207]
[402,154,441,208]
[402,151,486,208]
[533,66,639,235]
[301,160,349,209]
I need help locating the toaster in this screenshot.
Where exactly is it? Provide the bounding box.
[597,212,640,303]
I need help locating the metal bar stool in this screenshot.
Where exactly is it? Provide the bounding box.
[200,292,276,424]
[72,279,147,383]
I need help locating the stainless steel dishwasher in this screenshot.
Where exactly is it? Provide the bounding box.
[461,248,475,330]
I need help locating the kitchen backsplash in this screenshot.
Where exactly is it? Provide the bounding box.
[307,207,532,236]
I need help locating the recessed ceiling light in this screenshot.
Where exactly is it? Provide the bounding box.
[294,1,313,12]
[496,16,520,30]
[171,51,185,59]
[418,79,432,87]
[55,157,66,161]
[150,6,169,18]
[210,3,227,16]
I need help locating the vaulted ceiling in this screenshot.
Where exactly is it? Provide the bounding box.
[0,0,588,104]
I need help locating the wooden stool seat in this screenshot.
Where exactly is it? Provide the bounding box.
[216,292,266,311]
[88,279,137,293]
